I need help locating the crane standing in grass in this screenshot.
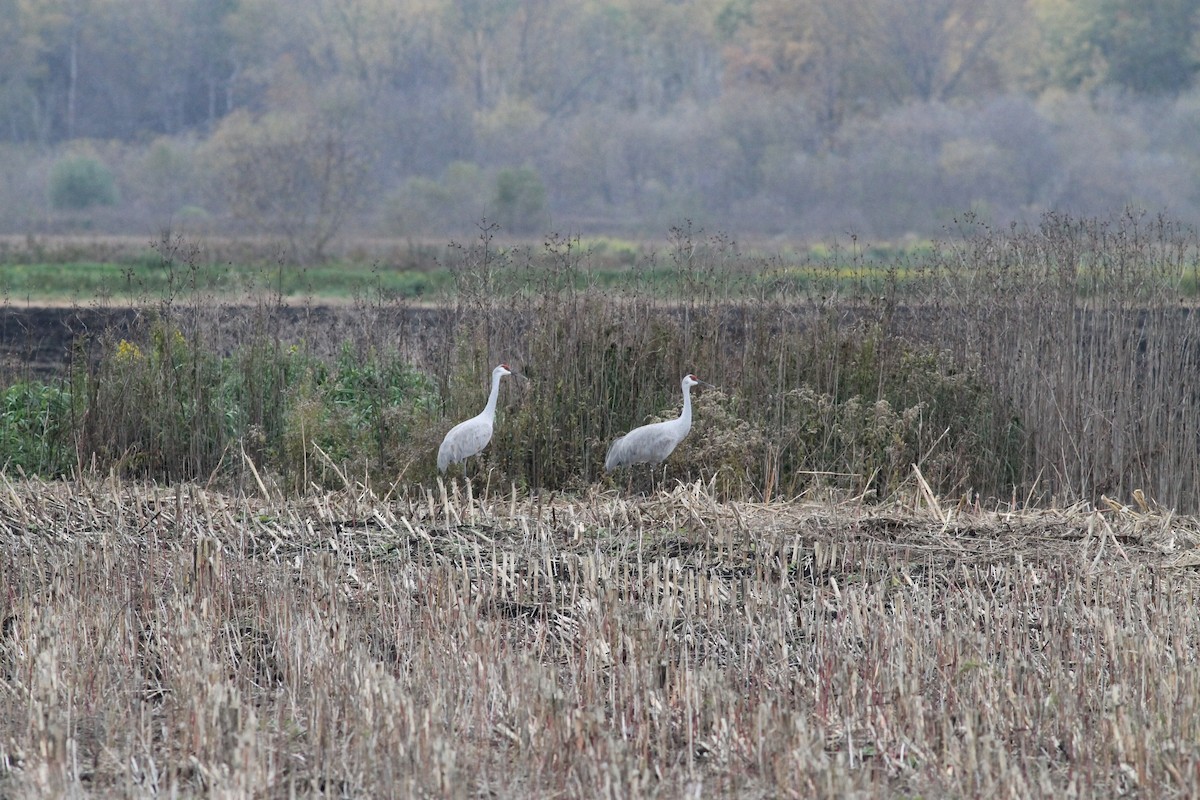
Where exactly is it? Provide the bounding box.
[605,374,710,471]
[437,364,513,473]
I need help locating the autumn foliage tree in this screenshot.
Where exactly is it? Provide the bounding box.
[1028,0,1200,94]
[204,108,371,262]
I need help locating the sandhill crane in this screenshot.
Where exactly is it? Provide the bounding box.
[605,374,709,471]
[437,364,513,472]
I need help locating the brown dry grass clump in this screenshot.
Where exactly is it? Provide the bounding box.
[3,475,1200,797]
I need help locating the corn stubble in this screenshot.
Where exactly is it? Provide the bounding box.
[3,476,1200,797]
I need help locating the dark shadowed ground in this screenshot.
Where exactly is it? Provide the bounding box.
[0,304,460,379]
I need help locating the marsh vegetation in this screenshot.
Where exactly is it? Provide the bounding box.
[3,212,1200,510]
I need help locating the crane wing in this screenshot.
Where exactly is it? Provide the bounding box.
[604,422,682,469]
[437,416,494,472]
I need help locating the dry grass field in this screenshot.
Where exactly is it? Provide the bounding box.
[3,475,1200,798]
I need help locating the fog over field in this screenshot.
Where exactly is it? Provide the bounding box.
[1,0,1199,254]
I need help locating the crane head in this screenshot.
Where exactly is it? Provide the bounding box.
[495,363,512,376]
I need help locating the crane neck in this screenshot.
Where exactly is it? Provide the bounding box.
[482,369,504,419]
[679,380,693,427]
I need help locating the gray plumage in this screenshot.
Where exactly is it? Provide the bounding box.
[437,364,512,472]
[605,374,703,470]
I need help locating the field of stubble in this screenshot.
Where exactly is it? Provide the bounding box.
[2,477,1200,798]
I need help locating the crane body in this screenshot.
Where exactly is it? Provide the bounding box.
[437,364,512,472]
[605,374,705,470]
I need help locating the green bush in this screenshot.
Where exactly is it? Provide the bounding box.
[80,323,225,479]
[280,344,438,490]
[0,382,77,477]
[49,155,121,210]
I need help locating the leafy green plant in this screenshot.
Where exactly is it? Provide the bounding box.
[279,344,439,490]
[0,382,76,476]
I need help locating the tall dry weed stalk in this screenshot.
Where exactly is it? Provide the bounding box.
[925,211,1200,507]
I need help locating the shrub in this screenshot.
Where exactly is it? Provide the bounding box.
[80,323,225,480]
[0,382,77,476]
[203,109,371,262]
[493,166,548,234]
[49,155,120,210]
[71,315,441,489]
[280,344,439,491]
[388,161,486,235]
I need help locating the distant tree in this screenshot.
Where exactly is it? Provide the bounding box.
[2,0,241,142]
[223,0,471,188]
[204,109,371,261]
[21,0,94,142]
[388,161,486,235]
[701,88,818,206]
[500,0,613,120]
[441,0,519,109]
[227,0,442,105]
[861,0,1020,103]
[0,0,47,141]
[1025,0,1102,91]
[136,137,202,219]
[1088,0,1200,93]
[493,166,548,234]
[722,0,874,135]
[1029,0,1200,94]
[49,153,119,210]
[78,0,198,136]
[726,0,1019,130]
[583,0,724,112]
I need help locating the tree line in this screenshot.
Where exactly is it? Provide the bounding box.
[1,0,1198,250]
